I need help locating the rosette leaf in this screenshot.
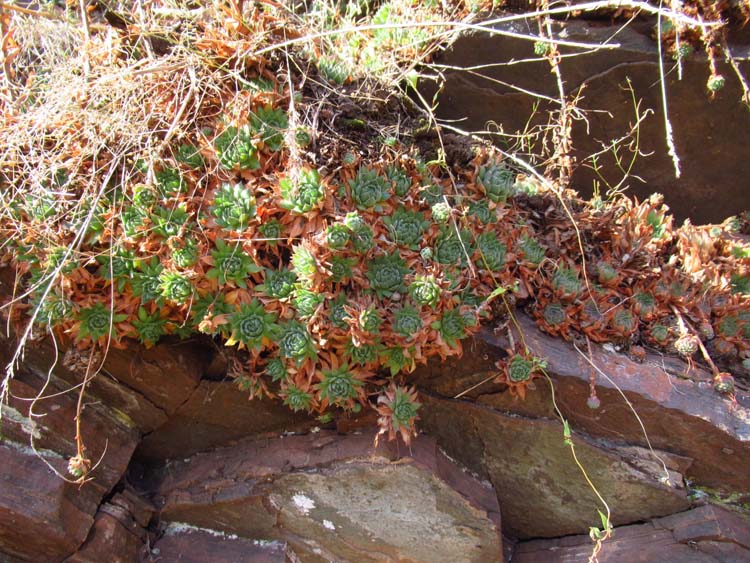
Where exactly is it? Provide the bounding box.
[344,212,374,252]
[214,125,259,170]
[317,364,362,408]
[468,200,495,224]
[291,243,318,287]
[552,266,581,299]
[326,223,350,250]
[431,202,451,224]
[132,258,164,304]
[518,235,545,266]
[329,295,351,329]
[376,384,421,444]
[293,288,324,319]
[76,302,127,342]
[175,144,204,168]
[433,308,474,347]
[258,268,297,299]
[258,219,282,246]
[349,167,390,210]
[227,300,277,351]
[265,357,287,382]
[366,253,409,298]
[393,305,422,337]
[170,238,198,268]
[346,339,380,367]
[359,306,382,333]
[318,58,349,84]
[133,307,167,347]
[159,271,194,305]
[478,162,514,203]
[190,292,231,335]
[278,321,318,364]
[132,184,156,210]
[155,167,184,195]
[409,275,441,308]
[508,355,534,382]
[97,247,137,292]
[283,384,313,412]
[210,182,256,232]
[329,255,357,283]
[249,105,288,151]
[381,346,415,376]
[434,229,470,265]
[121,207,146,238]
[387,165,412,197]
[383,207,428,249]
[475,232,506,271]
[543,302,567,326]
[151,205,191,239]
[280,169,324,214]
[207,239,260,288]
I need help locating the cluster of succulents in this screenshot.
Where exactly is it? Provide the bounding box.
[4,15,749,451]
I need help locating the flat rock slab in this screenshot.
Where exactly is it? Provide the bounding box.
[136,380,313,462]
[512,504,750,562]
[157,431,502,562]
[152,525,291,563]
[419,394,691,539]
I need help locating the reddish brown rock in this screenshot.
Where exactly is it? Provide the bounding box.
[422,19,750,224]
[152,526,293,563]
[512,504,750,562]
[0,444,94,561]
[156,431,503,562]
[135,380,314,462]
[66,487,155,563]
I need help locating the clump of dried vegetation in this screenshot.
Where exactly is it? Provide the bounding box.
[0,1,748,493]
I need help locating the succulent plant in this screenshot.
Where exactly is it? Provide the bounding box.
[611,309,636,335]
[249,105,288,151]
[468,200,495,224]
[291,243,318,287]
[280,169,325,214]
[349,167,390,210]
[33,291,72,325]
[435,229,470,265]
[650,323,671,345]
[478,162,514,203]
[387,165,411,197]
[381,346,415,376]
[552,266,581,299]
[258,219,282,246]
[707,74,725,92]
[207,239,260,288]
[419,183,444,206]
[121,207,146,238]
[730,274,750,295]
[132,184,157,209]
[674,333,699,357]
[190,292,231,334]
[97,248,137,292]
[329,255,357,283]
[131,258,164,304]
[175,143,204,168]
[210,182,256,231]
[283,384,313,412]
[265,357,287,382]
[329,295,351,329]
[409,275,441,308]
[383,207,428,249]
[278,320,318,364]
[214,125,259,170]
[718,315,740,338]
[155,167,185,195]
[475,232,506,271]
[344,212,374,252]
[76,302,126,342]
[366,253,409,298]
[518,236,545,266]
[318,58,349,84]
[227,300,277,351]
[133,307,167,347]
[713,372,735,394]
[326,223,351,250]
[543,302,567,326]
[431,202,451,224]
[317,364,362,408]
[295,127,312,148]
[633,291,657,319]
[346,339,380,366]
[376,384,421,443]
[151,205,191,238]
[507,354,542,382]
[159,270,194,304]
[393,305,422,337]
[293,288,324,319]
[170,238,198,268]
[433,308,473,347]
[359,305,382,333]
[258,268,297,299]
[596,262,618,285]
